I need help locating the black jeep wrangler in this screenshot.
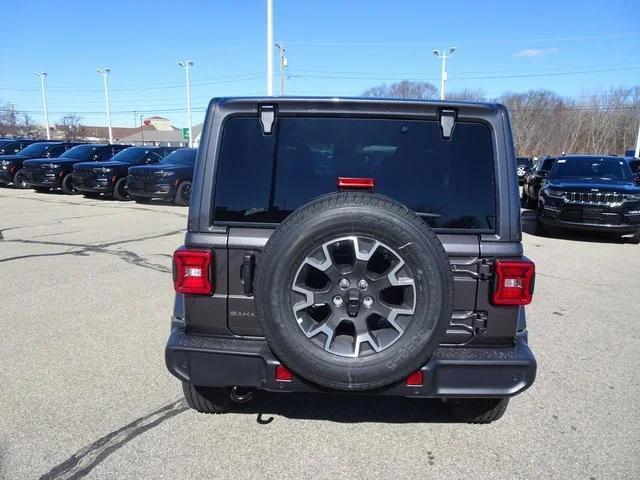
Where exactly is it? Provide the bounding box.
[166,98,537,423]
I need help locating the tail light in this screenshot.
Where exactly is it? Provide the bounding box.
[275,365,293,381]
[173,249,213,295]
[491,259,535,306]
[406,371,424,386]
[337,177,375,189]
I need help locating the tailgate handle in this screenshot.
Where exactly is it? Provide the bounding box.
[241,253,256,296]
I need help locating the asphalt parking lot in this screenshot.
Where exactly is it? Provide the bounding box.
[1,187,639,480]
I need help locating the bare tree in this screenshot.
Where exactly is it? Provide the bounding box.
[361,82,640,156]
[362,80,438,99]
[0,103,44,138]
[0,102,20,136]
[447,88,487,102]
[58,114,84,141]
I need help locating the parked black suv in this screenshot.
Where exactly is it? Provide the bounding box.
[516,157,533,184]
[127,148,196,205]
[0,142,80,188]
[537,155,640,242]
[22,144,130,194]
[522,156,556,208]
[165,98,537,423]
[71,146,176,200]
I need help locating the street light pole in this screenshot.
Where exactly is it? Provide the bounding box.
[96,68,113,144]
[178,60,194,147]
[34,72,50,139]
[635,120,640,158]
[432,47,456,100]
[266,0,273,95]
[275,43,287,95]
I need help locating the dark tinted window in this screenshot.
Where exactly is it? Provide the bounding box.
[540,158,555,171]
[16,142,57,157]
[60,145,102,160]
[160,148,197,165]
[45,145,67,157]
[629,159,640,174]
[0,142,22,154]
[213,117,496,230]
[108,147,156,164]
[551,156,633,181]
[516,157,533,167]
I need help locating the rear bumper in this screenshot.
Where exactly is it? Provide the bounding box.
[166,323,537,398]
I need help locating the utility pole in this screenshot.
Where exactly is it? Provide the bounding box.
[275,43,287,95]
[266,0,274,95]
[96,68,113,143]
[635,120,640,158]
[34,72,50,139]
[178,60,194,147]
[140,114,145,145]
[432,47,456,100]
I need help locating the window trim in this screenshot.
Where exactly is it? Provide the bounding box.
[209,113,499,233]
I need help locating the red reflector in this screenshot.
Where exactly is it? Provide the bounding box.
[406,371,423,386]
[173,250,213,295]
[275,365,293,381]
[491,260,535,306]
[337,177,375,189]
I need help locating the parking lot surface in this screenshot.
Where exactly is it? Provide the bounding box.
[1,188,639,480]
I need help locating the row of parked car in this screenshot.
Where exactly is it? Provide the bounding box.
[0,139,197,205]
[516,154,640,243]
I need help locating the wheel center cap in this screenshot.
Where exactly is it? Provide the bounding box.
[345,288,361,317]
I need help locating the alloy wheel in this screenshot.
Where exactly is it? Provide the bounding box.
[291,236,416,358]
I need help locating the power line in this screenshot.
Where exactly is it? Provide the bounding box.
[285,33,640,48]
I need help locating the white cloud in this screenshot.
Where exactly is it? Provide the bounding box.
[513,47,559,58]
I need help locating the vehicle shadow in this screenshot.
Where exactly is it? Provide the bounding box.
[232,391,459,424]
[131,199,187,208]
[521,209,628,244]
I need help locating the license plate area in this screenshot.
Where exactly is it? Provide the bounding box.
[583,208,603,221]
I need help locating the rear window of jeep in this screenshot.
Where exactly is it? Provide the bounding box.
[213,117,496,231]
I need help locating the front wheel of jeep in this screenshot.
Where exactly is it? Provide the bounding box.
[182,383,232,414]
[450,398,510,424]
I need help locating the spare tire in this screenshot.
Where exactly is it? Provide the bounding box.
[254,192,453,391]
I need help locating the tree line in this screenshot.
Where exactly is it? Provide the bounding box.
[363,81,640,157]
[0,102,84,141]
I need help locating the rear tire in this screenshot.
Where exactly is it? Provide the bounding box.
[174,181,191,206]
[112,177,131,201]
[182,383,232,414]
[450,398,509,424]
[12,169,28,189]
[61,173,79,194]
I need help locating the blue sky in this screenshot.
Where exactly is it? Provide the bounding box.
[1,0,638,128]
